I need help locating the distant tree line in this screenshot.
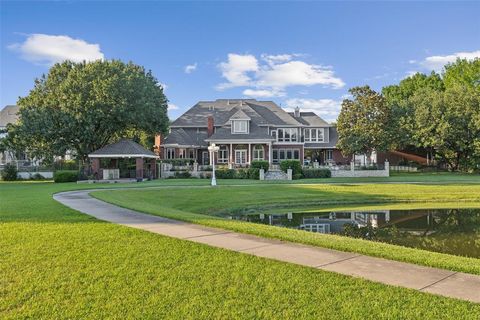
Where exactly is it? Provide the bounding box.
[337,58,480,171]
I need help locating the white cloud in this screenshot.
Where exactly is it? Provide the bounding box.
[8,33,104,65]
[216,53,344,93]
[416,50,480,71]
[168,103,179,111]
[285,98,342,122]
[184,63,197,74]
[243,88,285,98]
[216,54,259,89]
[404,70,420,79]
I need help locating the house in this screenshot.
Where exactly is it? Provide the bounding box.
[0,105,27,165]
[155,99,350,166]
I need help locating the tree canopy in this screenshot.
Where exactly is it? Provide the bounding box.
[336,86,393,156]
[337,58,480,171]
[5,60,169,163]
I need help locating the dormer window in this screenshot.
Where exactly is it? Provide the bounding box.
[232,120,249,134]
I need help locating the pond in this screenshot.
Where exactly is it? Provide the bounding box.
[226,208,480,258]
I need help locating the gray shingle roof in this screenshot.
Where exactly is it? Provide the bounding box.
[171,99,303,128]
[206,124,274,141]
[163,128,208,147]
[89,139,156,158]
[288,112,332,127]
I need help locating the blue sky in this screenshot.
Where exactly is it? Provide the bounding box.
[1,1,479,122]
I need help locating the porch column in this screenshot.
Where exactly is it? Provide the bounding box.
[230,143,233,168]
[248,143,251,164]
[136,157,144,180]
[269,142,273,164]
[91,157,100,180]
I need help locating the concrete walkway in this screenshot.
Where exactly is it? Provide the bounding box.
[53,190,480,303]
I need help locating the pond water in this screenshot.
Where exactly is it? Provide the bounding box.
[227,208,480,258]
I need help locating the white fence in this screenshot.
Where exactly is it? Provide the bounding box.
[327,161,390,178]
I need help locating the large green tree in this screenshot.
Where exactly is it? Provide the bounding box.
[7,60,169,163]
[337,86,393,156]
[382,72,444,149]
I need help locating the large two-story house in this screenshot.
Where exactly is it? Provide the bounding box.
[156,99,350,167]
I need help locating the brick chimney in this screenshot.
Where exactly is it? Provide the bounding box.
[207,116,214,137]
[154,134,163,156]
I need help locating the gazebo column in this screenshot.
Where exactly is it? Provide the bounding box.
[92,158,101,180]
[136,157,144,180]
[150,158,157,179]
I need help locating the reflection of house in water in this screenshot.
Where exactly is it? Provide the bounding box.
[300,211,390,234]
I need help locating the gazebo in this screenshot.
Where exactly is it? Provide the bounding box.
[88,139,157,181]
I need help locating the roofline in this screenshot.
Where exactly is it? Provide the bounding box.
[88,154,157,159]
[205,138,275,143]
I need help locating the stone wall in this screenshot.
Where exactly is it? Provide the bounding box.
[329,161,390,178]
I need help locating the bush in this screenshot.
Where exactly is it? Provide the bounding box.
[234,169,249,179]
[293,173,303,180]
[54,170,79,183]
[216,169,236,179]
[31,173,46,180]
[248,168,260,179]
[1,163,18,181]
[302,168,331,179]
[161,158,195,166]
[250,160,269,171]
[280,160,302,175]
[173,171,191,178]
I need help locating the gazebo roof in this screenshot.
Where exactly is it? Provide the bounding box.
[88,139,157,158]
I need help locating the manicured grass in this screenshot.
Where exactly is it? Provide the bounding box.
[2,182,480,318]
[92,183,480,275]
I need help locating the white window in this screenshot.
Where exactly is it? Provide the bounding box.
[277,128,298,142]
[166,148,175,159]
[202,151,209,165]
[235,149,247,164]
[218,147,228,163]
[272,148,300,163]
[232,120,248,134]
[253,145,264,161]
[326,149,333,161]
[188,149,195,159]
[304,128,325,142]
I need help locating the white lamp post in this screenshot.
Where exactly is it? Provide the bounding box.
[208,143,220,186]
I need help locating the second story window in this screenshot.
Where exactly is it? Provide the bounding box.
[232,120,248,134]
[305,128,325,142]
[277,128,298,142]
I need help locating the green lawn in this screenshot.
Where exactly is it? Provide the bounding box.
[1,179,480,318]
[92,182,480,275]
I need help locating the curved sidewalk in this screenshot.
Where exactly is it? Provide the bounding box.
[54,190,480,303]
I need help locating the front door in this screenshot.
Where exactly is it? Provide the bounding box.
[235,150,247,165]
[202,151,209,165]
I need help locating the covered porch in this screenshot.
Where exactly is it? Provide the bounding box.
[88,139,157,181]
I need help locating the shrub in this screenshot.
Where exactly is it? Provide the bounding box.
[280,160,302,175]
[250,160,269,171]
[31,173,46,180]
[53,160,78,171]
[1,163,18,181]
[234,169,249,179]
[293,173,303,180]
[161,159,195,166]
[53,170,79,183]
[302,168,331,179]
[173,171,191,178]
[248,168,260,179]
[216,169,236,179]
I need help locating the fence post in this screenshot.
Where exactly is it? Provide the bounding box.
[287,169,292,180]
[350,161,355,176]
[384,160,390,177]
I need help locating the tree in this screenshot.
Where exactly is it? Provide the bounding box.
[382,72,444,149]
[411,85,480,171]
[7,60,169,163]
[443,58,480,90]
[337,86,393,156]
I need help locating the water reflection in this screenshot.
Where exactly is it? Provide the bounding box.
[228,208,480,258]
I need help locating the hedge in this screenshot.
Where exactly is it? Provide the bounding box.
[54,170,79,183]
[280,160,302,175]
[302,168,331,178]
[250,160,269,171]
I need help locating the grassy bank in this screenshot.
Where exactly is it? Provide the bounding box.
[2,182,480,318]
[92,183,480,275]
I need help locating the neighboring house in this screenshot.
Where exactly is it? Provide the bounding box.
[155,99,350,166]
[0,105,27,165]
